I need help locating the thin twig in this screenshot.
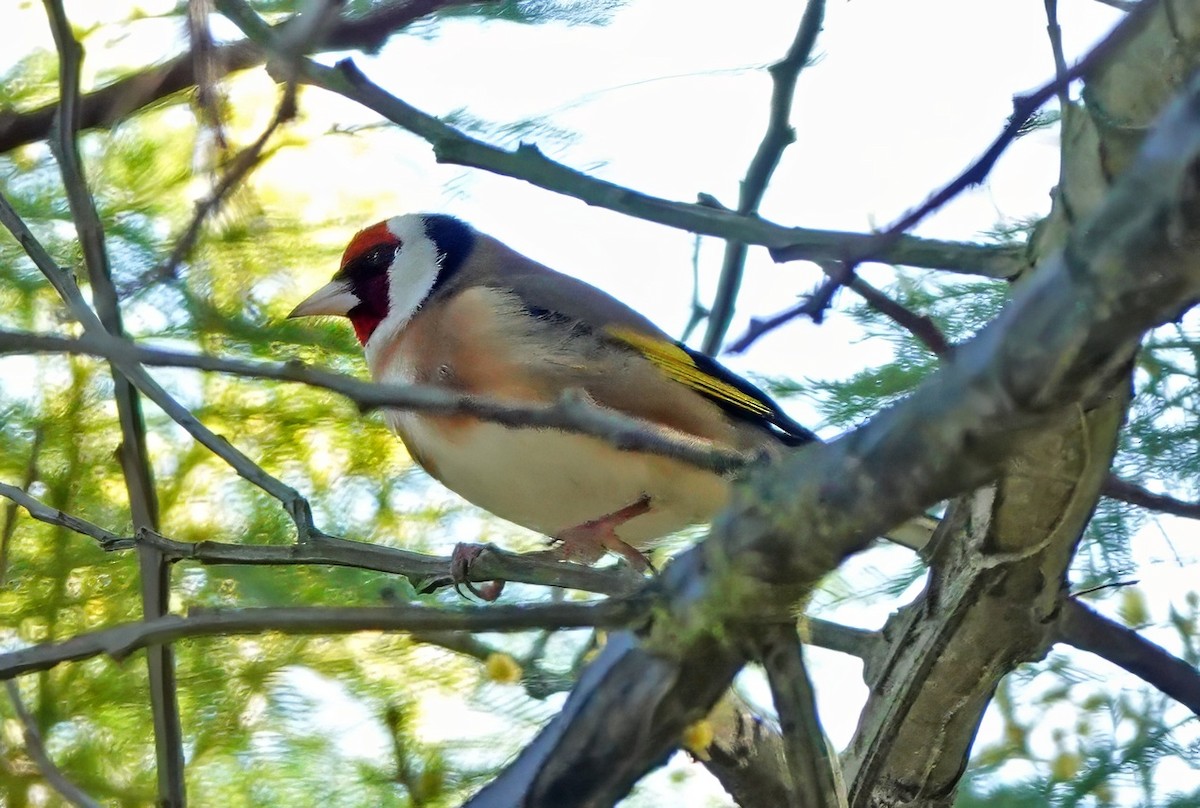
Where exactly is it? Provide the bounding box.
[758,625,842,808]
[41,0,184,801]
[728,254,953,358]
[0,483,646,596]
[846,275,953,357]
[702,0,826,354]
[679,233,709,342]
[726,261,855,353]
[293,57,1023,279]
[0,482,126,546]
[773,0,1159,269]
[0,329,753,475]
[140,530,646,598]
[151,99,292,287]
[1045,0,1079,231]
[5,681,103,808]
[1044,0,1071,111]
[0,602,650,681]
[1102,474,1200,520]
[1056,598,1200,715]
[728,3,1161,354]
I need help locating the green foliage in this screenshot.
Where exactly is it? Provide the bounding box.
[2,2,1199,806]
[0,1,638,801]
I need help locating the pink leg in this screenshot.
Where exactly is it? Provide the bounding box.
[446,497,654,601]
[553,495,654,572]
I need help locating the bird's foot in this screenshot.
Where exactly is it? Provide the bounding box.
[553,496,654,573]
[449,542,505,601]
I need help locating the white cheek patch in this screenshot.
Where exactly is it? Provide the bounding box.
[364,214,442,365]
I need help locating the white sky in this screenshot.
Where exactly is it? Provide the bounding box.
[4,0,1199,804]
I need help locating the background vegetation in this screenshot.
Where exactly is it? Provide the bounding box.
[1,1,1198,806]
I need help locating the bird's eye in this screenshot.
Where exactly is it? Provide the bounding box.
[364,245,396,267]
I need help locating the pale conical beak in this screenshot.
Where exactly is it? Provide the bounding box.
[287,280,360,319]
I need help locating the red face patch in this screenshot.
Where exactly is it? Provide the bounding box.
[341,221,398,270]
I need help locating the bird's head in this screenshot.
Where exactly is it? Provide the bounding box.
[288,213,476,346]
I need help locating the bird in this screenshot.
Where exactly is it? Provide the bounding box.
[289,213,931,597]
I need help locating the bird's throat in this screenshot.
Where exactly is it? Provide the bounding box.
[348,308,383,345]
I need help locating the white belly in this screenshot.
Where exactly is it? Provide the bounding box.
[387,410,728,548]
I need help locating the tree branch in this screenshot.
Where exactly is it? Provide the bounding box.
[0,480,646,597]
[758,625,842,808]
[1102,474,1200,519]
[41,0,184,800]
[0,329,752,475]
[289,57,1022,279]
[728,1,1160,354]
[151,96,293,287]
[0,430,43,585]
[0,190,323,540]
[464,65,1200,807]
[1055,598,1200,715]
[135,530,645,599]
[701,0,826,353]
[0,0,494,155]
[0,602,648,682]
[773,0,1161,269]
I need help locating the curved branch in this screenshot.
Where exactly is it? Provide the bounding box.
[783,0,1161,270]
[293,57,1023,279]
[5,682,102,808]
[1056,598,1200,715]
[1102,474,1200,520]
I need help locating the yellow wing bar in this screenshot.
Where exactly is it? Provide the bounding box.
[605,326,774,418]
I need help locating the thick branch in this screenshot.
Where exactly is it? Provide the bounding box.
[465,67,1200,807]
[758,626,841,808]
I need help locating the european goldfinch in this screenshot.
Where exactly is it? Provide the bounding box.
[290,214,924,596]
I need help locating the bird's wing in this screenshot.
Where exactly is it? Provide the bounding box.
[463,237,817,446]
[601,325,817,446]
